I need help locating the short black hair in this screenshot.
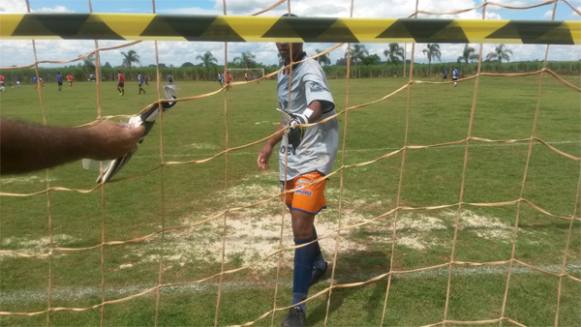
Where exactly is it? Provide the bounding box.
[281,13,298,18]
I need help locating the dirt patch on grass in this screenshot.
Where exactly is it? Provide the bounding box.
[0,175,57,185]
[442,210,514,241]
[0,234,77,259]
[128,176,527,271]
[185,142,219,150]
[0,174,527,273]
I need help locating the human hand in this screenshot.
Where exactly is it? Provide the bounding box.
[257,142,273,170]
[287,112,308,150]
[86,120,145,160]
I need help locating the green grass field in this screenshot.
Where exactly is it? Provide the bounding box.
[0,74,580,326]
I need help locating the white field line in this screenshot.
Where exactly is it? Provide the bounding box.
[133,140,580,159]
[1,264,579,305]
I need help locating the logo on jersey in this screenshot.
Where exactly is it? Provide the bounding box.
[309,82,325,93]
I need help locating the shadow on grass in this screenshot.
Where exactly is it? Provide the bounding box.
[308,250,390,326]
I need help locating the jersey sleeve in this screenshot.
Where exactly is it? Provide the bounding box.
[302,64,334,113]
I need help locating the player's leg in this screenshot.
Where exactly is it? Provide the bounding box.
[282,208,315,327]
[310,225,328,286]
[282,172,328,327]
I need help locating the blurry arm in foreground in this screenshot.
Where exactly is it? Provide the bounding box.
[0,119,144,175]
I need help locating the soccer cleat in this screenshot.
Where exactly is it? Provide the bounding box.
[281,307,306,327]
[309,261,328,286]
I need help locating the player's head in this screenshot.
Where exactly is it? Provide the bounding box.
[276,13,303,65]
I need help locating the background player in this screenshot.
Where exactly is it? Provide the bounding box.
[452,67,460,86]
[137,72,146,94]
[66,72,74,87]
[56,72,63,91]
[0,74,5,92]
[117,70,125,95]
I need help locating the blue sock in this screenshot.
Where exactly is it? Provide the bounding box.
[293,237,317,311]
[312,227,326,269]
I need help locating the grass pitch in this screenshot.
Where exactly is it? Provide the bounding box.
[0,74,580,326]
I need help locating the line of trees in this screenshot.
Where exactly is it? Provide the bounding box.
[2,44,578,84]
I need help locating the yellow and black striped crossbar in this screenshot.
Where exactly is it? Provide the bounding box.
[0,14,579,44]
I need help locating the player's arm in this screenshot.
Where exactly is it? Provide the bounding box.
[257,122,285,170]
[0,119,144,175]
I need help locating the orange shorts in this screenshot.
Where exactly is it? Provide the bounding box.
[282,171,327,214]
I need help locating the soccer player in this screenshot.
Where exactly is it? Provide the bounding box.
[0,74,5,92]
[217,72,223,86]
[452,67,460,87]
[137,72,146,94]
[56,72,63,91]
[256,17,338,327]
[117,70,125,96]
[66,72,74,87]
[0,119,144,174]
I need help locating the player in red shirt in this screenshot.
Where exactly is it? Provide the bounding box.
[225,71,233,85]
[0,74,5,92]
[117,71,125,96]
[66,73,74,87]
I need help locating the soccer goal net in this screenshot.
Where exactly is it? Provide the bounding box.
[0,0,579,326]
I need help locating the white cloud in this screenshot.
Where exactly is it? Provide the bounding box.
[34,5,73,13]
[0,2,72,13]
[543,9,553,18]
[0,0,26,13]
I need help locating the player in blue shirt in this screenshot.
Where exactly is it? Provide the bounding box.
[452,67,460,87]
[56,72,63,91]
[137,73,146,94]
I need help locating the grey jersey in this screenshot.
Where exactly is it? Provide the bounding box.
[277,56,339,181]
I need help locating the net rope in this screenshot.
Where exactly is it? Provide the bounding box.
[0,0,579,325]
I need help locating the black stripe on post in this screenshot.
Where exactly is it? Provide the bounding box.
[13,14,94,38]
[199,18,244,42]
[263,17,341,42]
[487,21,574,44]
[314,20,358,42]
[142,15,207,40]
[377,19,468,43]
[76,15,124,40]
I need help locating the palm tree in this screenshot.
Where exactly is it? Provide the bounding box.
[383,43,405,63]
[361,54,381,65]
[486,44,513,63]
[121,50,140,68]
[422,43,441,76]
[457,44,478,64]
[350,44,369,65]
[315,49,331,66]
[82,54,95,72]
[233,51,256,68]
[196,51,217,68]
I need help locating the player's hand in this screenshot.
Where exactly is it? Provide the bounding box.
[257,142,273,170]
[86,120,145,160]
[287,113,308,150]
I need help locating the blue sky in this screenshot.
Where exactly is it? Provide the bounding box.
[1,0,580,68]
[24,0,579,19]
[29,0,216,14]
